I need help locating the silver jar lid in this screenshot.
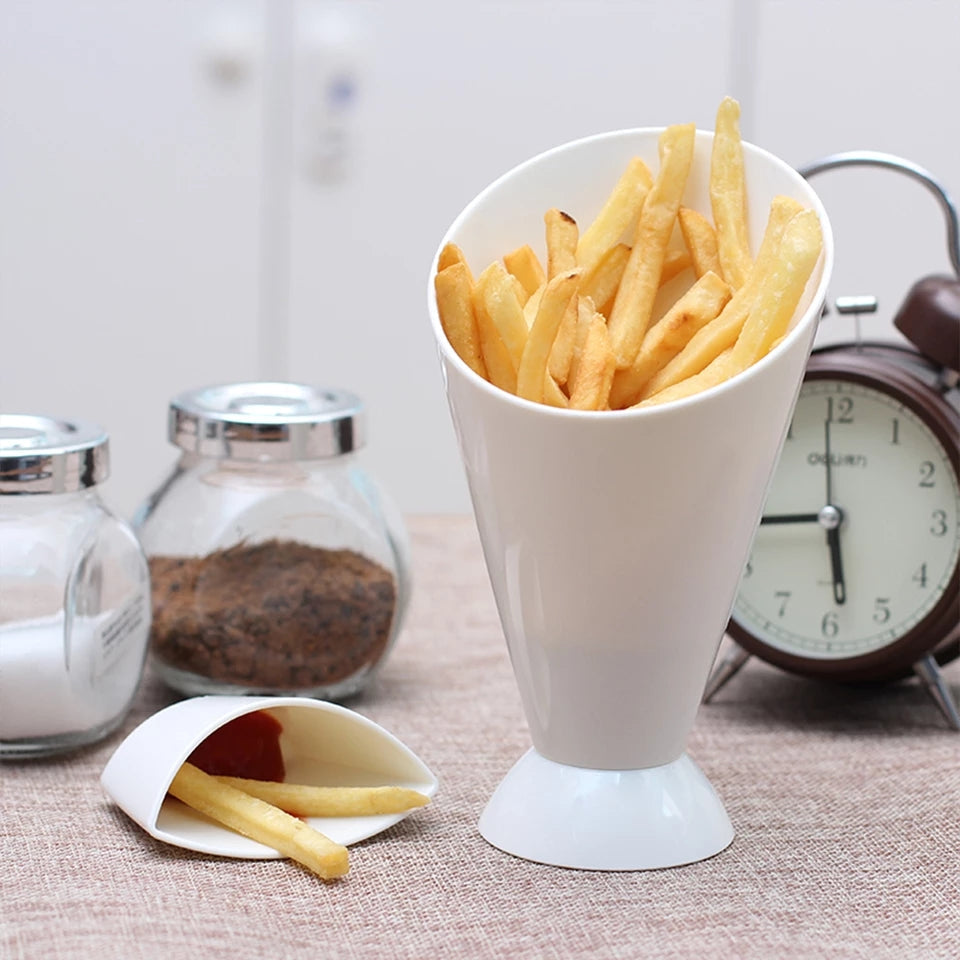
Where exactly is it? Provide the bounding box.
[169,382,365,460]
[0,414,110,495]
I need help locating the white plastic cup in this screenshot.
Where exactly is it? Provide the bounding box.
[429,128,833,869]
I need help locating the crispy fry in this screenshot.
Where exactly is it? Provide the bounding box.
[542,373,570,408]
[608,123,696,368]
[437,242,472,279]
[168,762,349,880]
[516,270,580,403]
[731,208,823,366]
[576,157,653,272]
[511,274,530,308]
[634,348,736,408]
[710,97,752,288]
[660,248,694,286]
[547,292,580,385]
[609,271,731,408]
[566,296,597,392]
[434,263,486,379]
[638,195,804,400]
[503,244,547,297]
[545,209,578,279]
[214,778,430,817]
[523,283,545,329]
[475,261,528,370]
[581,243,631,316]
[472,276,519,394]
[569,312,616,410]
[678,207,722,278]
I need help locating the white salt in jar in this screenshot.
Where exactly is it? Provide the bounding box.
[0,415,151,757]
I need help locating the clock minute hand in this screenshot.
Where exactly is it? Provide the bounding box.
[823,419,847,605]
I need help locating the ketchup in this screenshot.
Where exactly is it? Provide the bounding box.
[187,710,285,781]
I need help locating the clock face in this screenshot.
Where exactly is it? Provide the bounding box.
[732,375,960,662]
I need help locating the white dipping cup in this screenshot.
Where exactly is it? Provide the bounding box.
[428,128,833,869]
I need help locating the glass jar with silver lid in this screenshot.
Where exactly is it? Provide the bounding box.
[134,382,410,700]
[0,415,151,757]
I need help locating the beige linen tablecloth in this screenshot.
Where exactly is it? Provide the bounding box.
[3,516,959,960]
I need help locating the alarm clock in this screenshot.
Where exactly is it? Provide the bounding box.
[705,152,960,729]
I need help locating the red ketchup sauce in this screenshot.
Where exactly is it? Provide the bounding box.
[187,710,285,781]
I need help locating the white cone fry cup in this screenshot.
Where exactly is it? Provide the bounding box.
[429,128,833,870]
[101,696,437,858]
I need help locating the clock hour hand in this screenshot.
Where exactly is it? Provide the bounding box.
[826,525,846,604]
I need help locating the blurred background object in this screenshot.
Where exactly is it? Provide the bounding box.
[2,0,957,515]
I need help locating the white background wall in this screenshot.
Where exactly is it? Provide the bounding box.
[2,0,958,517]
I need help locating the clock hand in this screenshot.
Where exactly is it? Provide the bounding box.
[822,420,846,605]
[760,512,821,524]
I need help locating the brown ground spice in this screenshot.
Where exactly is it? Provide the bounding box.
[148,540,396,690]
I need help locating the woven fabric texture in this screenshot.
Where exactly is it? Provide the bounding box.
[2,517,958,960]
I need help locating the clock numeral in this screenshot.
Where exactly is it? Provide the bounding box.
[890,418,900,445]
[826,396,854,424]
[774,590,791,617]
[821,611,839,638]
[873,598,891,624]
[930,510,948,536]
[913,563,928,589]
[919,461,936,488]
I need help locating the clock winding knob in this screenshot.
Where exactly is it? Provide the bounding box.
[893,275,960,374]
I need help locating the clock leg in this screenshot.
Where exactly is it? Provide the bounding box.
[702,645,752,703]
[913,655,960,732]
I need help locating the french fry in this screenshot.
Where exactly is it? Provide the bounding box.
[472,275,519,394]
[608,123,696,368]
[634,348,736,408]
[565,296,598,392]
[168,762,349,881]
[609,271,732,408]
[214,778,430,817]
[437,242,472,279]
[576,157,653,272]
[523,283,545,329]
[638,195,804,400]
[434,263,486,379]
[581,243,631,316]
[730,208,823,367]
[569,311,616,410]
[475,261,529,370]
[545,209,578,279]
[503,244,546,297]
[660,248,694,286]
[710,97,752,288]
[511,274,530,308]
[547,292,580,385]
[516,270,580,403]
[543,373,570,408]
[678,207,722,278]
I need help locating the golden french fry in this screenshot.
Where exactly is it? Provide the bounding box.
[565,296,597,393]
[608,123,696,368]
[434,263,486,379]
[169,762,349,880]
[576,157,653,272]
[710,96,752,288]
[437,242,471,278]
[503,244,547,297]
[580,243,630,315]
[547,292,580,385]
[475,261,528,370]
[609,271,731,408]
[731,208,823,366]
[542,373,570,408]
[214,778,430,817]
[516,270,580,403]
[569,312,616,410]
[511,274,530,308]
[634,348,737,408]
[660,248,694,286]
[472,276,518,394]
[678,207,722,278]
[523,283,545,329]
[638,195,804,400]
[545,209,578,279]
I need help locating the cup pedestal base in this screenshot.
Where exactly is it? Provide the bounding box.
[478,748,733,870]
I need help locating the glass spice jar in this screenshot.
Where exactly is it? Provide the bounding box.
[134,382,410,700]
[0,415,151,757]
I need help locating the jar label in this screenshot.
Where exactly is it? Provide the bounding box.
[93,592,148,682]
